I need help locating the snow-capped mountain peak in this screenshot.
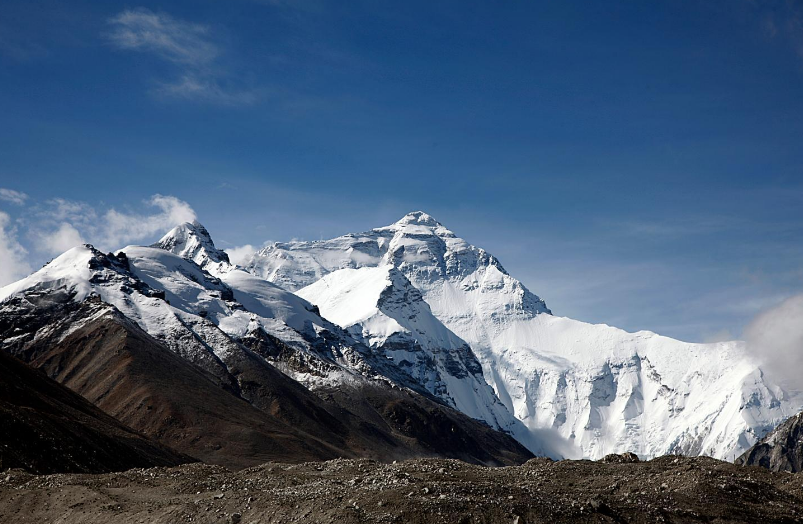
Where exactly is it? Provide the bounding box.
[245,212,801,461]
[296,263,555,454]
[153,220,231,271]
[391,210,443,228]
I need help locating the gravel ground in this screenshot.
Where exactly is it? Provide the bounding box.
[1,454,802,523]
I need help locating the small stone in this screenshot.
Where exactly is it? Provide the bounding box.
[422,487,430,494]
[439,494,447,500]
[229,513,241,524]
[213,493,224,500]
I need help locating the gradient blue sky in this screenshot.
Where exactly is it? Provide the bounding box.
[1,0,802,342]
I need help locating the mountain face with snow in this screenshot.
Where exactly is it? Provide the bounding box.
[246,211,800,460]
[0,221,535,467]
[295,265,525,444]
[2,212,798,465]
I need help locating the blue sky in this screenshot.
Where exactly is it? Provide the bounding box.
[1,0,802,342]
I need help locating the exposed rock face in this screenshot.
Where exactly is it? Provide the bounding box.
[737,412,803,472]
[0,348,191,474]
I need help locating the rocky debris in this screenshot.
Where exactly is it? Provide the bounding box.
[1,455,802,523]
[736,411,803,472]
[602,452,641,464]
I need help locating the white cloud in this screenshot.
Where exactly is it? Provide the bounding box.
[0,188,29,205]
[0,211,32,286]
[37,222,86,256]
[746,294,803,392]
[225,244,256,266]
[30,194,196,253]
[101,194,196,248]
[107,8,257,105]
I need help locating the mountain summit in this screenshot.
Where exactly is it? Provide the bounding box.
[153,220,231,271]
[245,211,799,460]
[394,210,442,227]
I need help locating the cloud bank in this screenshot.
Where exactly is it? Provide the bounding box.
[33,194,196,253]
[0,193,197,286]
[225,244,257,266]
[746,294,803,392]
[0,211,32,286]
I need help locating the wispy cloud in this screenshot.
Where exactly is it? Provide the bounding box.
[0,211,32,287]
[107,8,219,66]
[106,8,258,105]
[29,194,197,254]
[156,75,261,105]
[757,2,803,64]
[0,188,29,206]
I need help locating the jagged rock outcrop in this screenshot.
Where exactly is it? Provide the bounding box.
[737,412,803,472]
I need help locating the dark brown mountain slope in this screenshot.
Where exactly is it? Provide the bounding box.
[0,294,533,469]
[0,349,191,474]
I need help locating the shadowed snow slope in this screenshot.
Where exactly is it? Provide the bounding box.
[247,211,801,460]
[297,265,524,442]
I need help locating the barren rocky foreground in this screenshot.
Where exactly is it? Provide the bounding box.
[2,454,802,523]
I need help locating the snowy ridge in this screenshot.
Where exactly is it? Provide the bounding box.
[0,241,405,397]
[247,211,801,460]
[297,265,518,435]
